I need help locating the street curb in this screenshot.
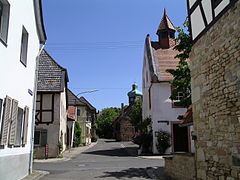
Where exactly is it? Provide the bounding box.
[34,142,98,163]
[22,170,49,180]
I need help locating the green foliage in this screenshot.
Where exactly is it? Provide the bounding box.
[132,132,153,153]
[127,99,143,131]
[156,131,171,154]
[91,134,98,142]
[73,121,82,147]
[166,19,192,108]
[96,107,120,138]
[57,142,63,154]
[132,117,152,153]
[56,154,64,158]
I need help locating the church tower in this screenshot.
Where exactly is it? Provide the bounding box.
[127,83,142,105]
[156,9,176,49]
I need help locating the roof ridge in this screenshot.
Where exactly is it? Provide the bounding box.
[42,49,67,71]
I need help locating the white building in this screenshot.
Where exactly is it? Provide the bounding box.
[142,10,194,154]
[0,0,46,179]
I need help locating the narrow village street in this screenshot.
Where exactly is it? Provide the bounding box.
[34,139,164,180]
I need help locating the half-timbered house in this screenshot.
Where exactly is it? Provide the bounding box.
[34,49,69,159]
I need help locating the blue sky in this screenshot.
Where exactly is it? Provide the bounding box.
[42,0,188,111]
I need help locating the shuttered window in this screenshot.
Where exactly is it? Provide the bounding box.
[22,106,29,145]
[15,108,24,146]
[0,96,12,146]
[9,99,18,145]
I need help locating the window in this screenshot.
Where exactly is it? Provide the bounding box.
[169,32,175,38]
[77,108,80,116]
[0,0,10,45]
[34,130,47,146]
[15,107,23,146]
[0,98,3,127]
[35,93,54,125]
[176,92,184,101]
[148,88,151,110]
[20,26,29,66]
[171,87,184,108]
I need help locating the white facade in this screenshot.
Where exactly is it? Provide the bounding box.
[142,36,194,154]
[0,0,46,179]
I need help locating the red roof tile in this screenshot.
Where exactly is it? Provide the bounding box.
[67,106,76,121]
[151,42,179,81]
[157,9,175,32]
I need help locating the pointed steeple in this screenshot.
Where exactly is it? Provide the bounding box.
[156,9,176,49]
[157,8,175,32]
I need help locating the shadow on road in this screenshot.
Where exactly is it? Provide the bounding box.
[83,147,138,157]
[96,167,165,179]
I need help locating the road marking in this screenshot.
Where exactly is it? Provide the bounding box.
[120,144,125,148]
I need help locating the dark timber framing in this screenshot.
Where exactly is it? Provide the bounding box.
[187,0,239,43]
[35,92,55,125]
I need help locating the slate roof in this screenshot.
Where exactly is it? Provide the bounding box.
[67,89,85,106]
[79,97,96,111]
[157,9,175,32]
[37,49,69,92]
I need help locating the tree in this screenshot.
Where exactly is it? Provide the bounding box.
[96,107,120,138]
[166,19,192,109]
[127,99,142,131]
[73,121,82,147]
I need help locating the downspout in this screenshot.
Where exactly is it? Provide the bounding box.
[29,45,45,174]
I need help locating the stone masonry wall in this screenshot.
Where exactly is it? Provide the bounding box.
[164,153,196,180]
[190,1,240,180]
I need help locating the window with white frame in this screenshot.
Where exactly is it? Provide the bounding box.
[176,92,184,102]
[0,0,10,45]
[20,26,29,66]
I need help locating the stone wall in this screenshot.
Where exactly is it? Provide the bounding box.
[190,1,240,179]
[164,153,196,180]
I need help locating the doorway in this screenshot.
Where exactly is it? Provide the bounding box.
[172,123,189,152]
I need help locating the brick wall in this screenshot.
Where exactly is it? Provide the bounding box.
[190,1,240,179]
[164,153,196,180]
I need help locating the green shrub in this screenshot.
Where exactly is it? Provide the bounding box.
[156,131,171,154]
[132,132,152,153]
[91,135,98,142]
[73,122,82,147]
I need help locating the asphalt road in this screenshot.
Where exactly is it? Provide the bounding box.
[34,139,164,180]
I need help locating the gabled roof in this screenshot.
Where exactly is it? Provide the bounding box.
[144,33,179,82]
[37,49,69,92]
[151,42,179,82]
[33,0,47,44]
[79,97,96,111]
[157,8,175,32]
[67,89,85,106]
